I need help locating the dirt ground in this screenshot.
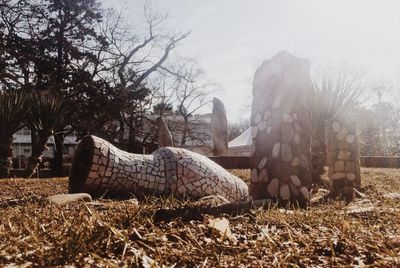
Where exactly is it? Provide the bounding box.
[1,168,399,267]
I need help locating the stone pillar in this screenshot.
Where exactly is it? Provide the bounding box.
[326,114,361,201]
[210,97,229,156]
[156,116,174,147]
[249,51,313,205]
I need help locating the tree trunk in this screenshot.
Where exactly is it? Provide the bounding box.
[127,126,137,153]
[52,132,64,177]
[0,138,13,178]
[118,117,125,147]
[25,131,51,178]
[56,9,65,92]
[30,130,38,158]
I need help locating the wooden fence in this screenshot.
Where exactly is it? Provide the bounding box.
[7,156,400,178]
[359,156,400,168]
[209,156,400,169]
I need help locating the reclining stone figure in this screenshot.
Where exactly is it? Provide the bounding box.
[69,135,249,202]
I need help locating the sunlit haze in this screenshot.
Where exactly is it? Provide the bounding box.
[104,0,400,121]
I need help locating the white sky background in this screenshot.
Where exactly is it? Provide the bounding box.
[103,0,400,122]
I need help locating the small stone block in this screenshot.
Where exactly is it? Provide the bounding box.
[267,178,279,197]
[347,173,356,181]
[332,122,340,132]
[264,110,272,120]
[300,186,310,201]
[272,143,280,158]
[282,113,293,123]
[258,121,267,130]
[346,134,355,144]
[290,175,301,186]
[280,184,290,200]
[291,157,300,166]
[338,151,352,160]
[332,172,346,180]
[334,161,345,172]
[258,157,267,169]
[47,193,92,206]
[281,143,292,162]
[250,169,258,182]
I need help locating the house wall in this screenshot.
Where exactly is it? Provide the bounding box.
[12,127,78,160]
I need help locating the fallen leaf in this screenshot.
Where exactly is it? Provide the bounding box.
[208,217,235,241]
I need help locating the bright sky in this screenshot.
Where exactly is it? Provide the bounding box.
[104,0,400,122]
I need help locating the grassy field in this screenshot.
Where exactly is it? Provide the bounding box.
[1,168,399,267]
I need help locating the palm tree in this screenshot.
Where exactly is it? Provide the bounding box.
[0,91,27,178]
[310,65,367,184]
[24,91,64,178]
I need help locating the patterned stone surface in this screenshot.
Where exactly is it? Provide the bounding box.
[210,97,229,156]
[326,114,361,201]
[249,51,313,206]
[69,136,248,202]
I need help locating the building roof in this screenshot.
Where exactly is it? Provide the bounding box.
[228,128,252,148]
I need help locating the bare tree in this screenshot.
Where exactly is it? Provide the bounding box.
[172,63,217,146]
[389,66,400,106]
[151,72,177,117]
[95,4,190,152]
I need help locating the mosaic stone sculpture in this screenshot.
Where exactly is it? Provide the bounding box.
[249,51,312,205]
[156,116,174,147]
[326,114,361,201]
[210,97,229,156]
[69,135,248,202]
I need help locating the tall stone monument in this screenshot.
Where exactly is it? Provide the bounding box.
[325,114,361,201]
[210,97,229,156]
[156,116,174,147]
[249,51,313,205]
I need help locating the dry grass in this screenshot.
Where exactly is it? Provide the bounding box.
[1,168,399,267]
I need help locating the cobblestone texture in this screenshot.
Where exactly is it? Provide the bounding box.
[71,136,249,202]
[326,114,361,201]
